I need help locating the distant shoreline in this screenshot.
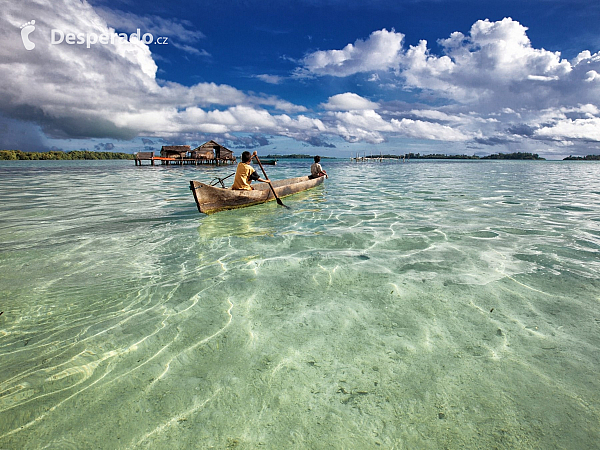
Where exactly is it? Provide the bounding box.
[265,154,336,159]
[562,155,600,161]
[270,152,599,161]
[357,152,547,160]
[0,150,134,160]
[1,150,599,161]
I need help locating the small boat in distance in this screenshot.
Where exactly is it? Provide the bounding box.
[189,175,325,214]
[261,159,278,165]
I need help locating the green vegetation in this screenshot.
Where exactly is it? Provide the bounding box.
[400,152,544,160]
[265,152,546,160]
[0,150,135,160]
[563,155,600,161]
[265,154,335,159]
[265,154,310,159]
[396,153,479,160]
[480,152,544,160]
[1,149,565,161]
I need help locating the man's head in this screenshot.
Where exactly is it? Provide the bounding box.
[242,151,252,163]
[314,155,321,163]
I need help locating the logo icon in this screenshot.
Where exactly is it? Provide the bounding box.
[20,20,36,50]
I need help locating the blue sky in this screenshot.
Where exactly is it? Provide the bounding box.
[2,0,600,158]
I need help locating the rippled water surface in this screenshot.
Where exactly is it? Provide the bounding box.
[1,158,599,449]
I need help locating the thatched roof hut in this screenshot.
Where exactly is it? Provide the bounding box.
[194,140,235,161]
[160,145,190,159]
[190,147,214,160]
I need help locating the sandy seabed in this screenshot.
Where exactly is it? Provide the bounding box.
[1,159,599,448]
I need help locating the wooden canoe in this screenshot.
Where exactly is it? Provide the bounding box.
[189,175,325,214]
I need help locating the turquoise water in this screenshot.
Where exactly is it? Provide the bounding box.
[1,158,599,449]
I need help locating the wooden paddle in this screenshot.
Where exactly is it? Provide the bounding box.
[253,153,289,209]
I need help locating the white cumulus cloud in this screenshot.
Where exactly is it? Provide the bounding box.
[0,0,313,143]
[321,93,380,111]
[298,28,405,77]
[3,4,600,155]
[298,17,600,149]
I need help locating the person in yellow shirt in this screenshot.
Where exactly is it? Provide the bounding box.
[231,151,269,190]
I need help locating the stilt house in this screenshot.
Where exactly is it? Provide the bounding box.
[160,145,190,159]
[192,140,235,162]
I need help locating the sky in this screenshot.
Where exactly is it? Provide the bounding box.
[1,0,600,159]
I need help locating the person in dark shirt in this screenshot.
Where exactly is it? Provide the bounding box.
[309,155,328,179]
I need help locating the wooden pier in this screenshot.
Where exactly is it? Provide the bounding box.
[134,151,155,165]
[135,154,236,166]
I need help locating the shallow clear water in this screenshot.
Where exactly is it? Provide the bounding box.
[1,158,599,449]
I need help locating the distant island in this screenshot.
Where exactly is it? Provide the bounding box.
[563,155,600,161]
[381,153,479,160]
[0,150,135,160]
[4,150,598,162]
[361,152,598,161]
[265,154,335,159]
[400,152,545,160]
[480,152,545,160]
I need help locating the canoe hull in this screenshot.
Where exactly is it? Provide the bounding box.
[189,175,324,214]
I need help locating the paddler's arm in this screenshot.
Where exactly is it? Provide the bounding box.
[248,170,269,183]
[248,153,271,183]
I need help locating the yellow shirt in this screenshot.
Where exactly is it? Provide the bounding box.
[231,162,257,190]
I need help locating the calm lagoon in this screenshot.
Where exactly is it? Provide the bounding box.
[1,158,599,448]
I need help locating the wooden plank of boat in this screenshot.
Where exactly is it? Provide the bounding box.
[189,175,324,214]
